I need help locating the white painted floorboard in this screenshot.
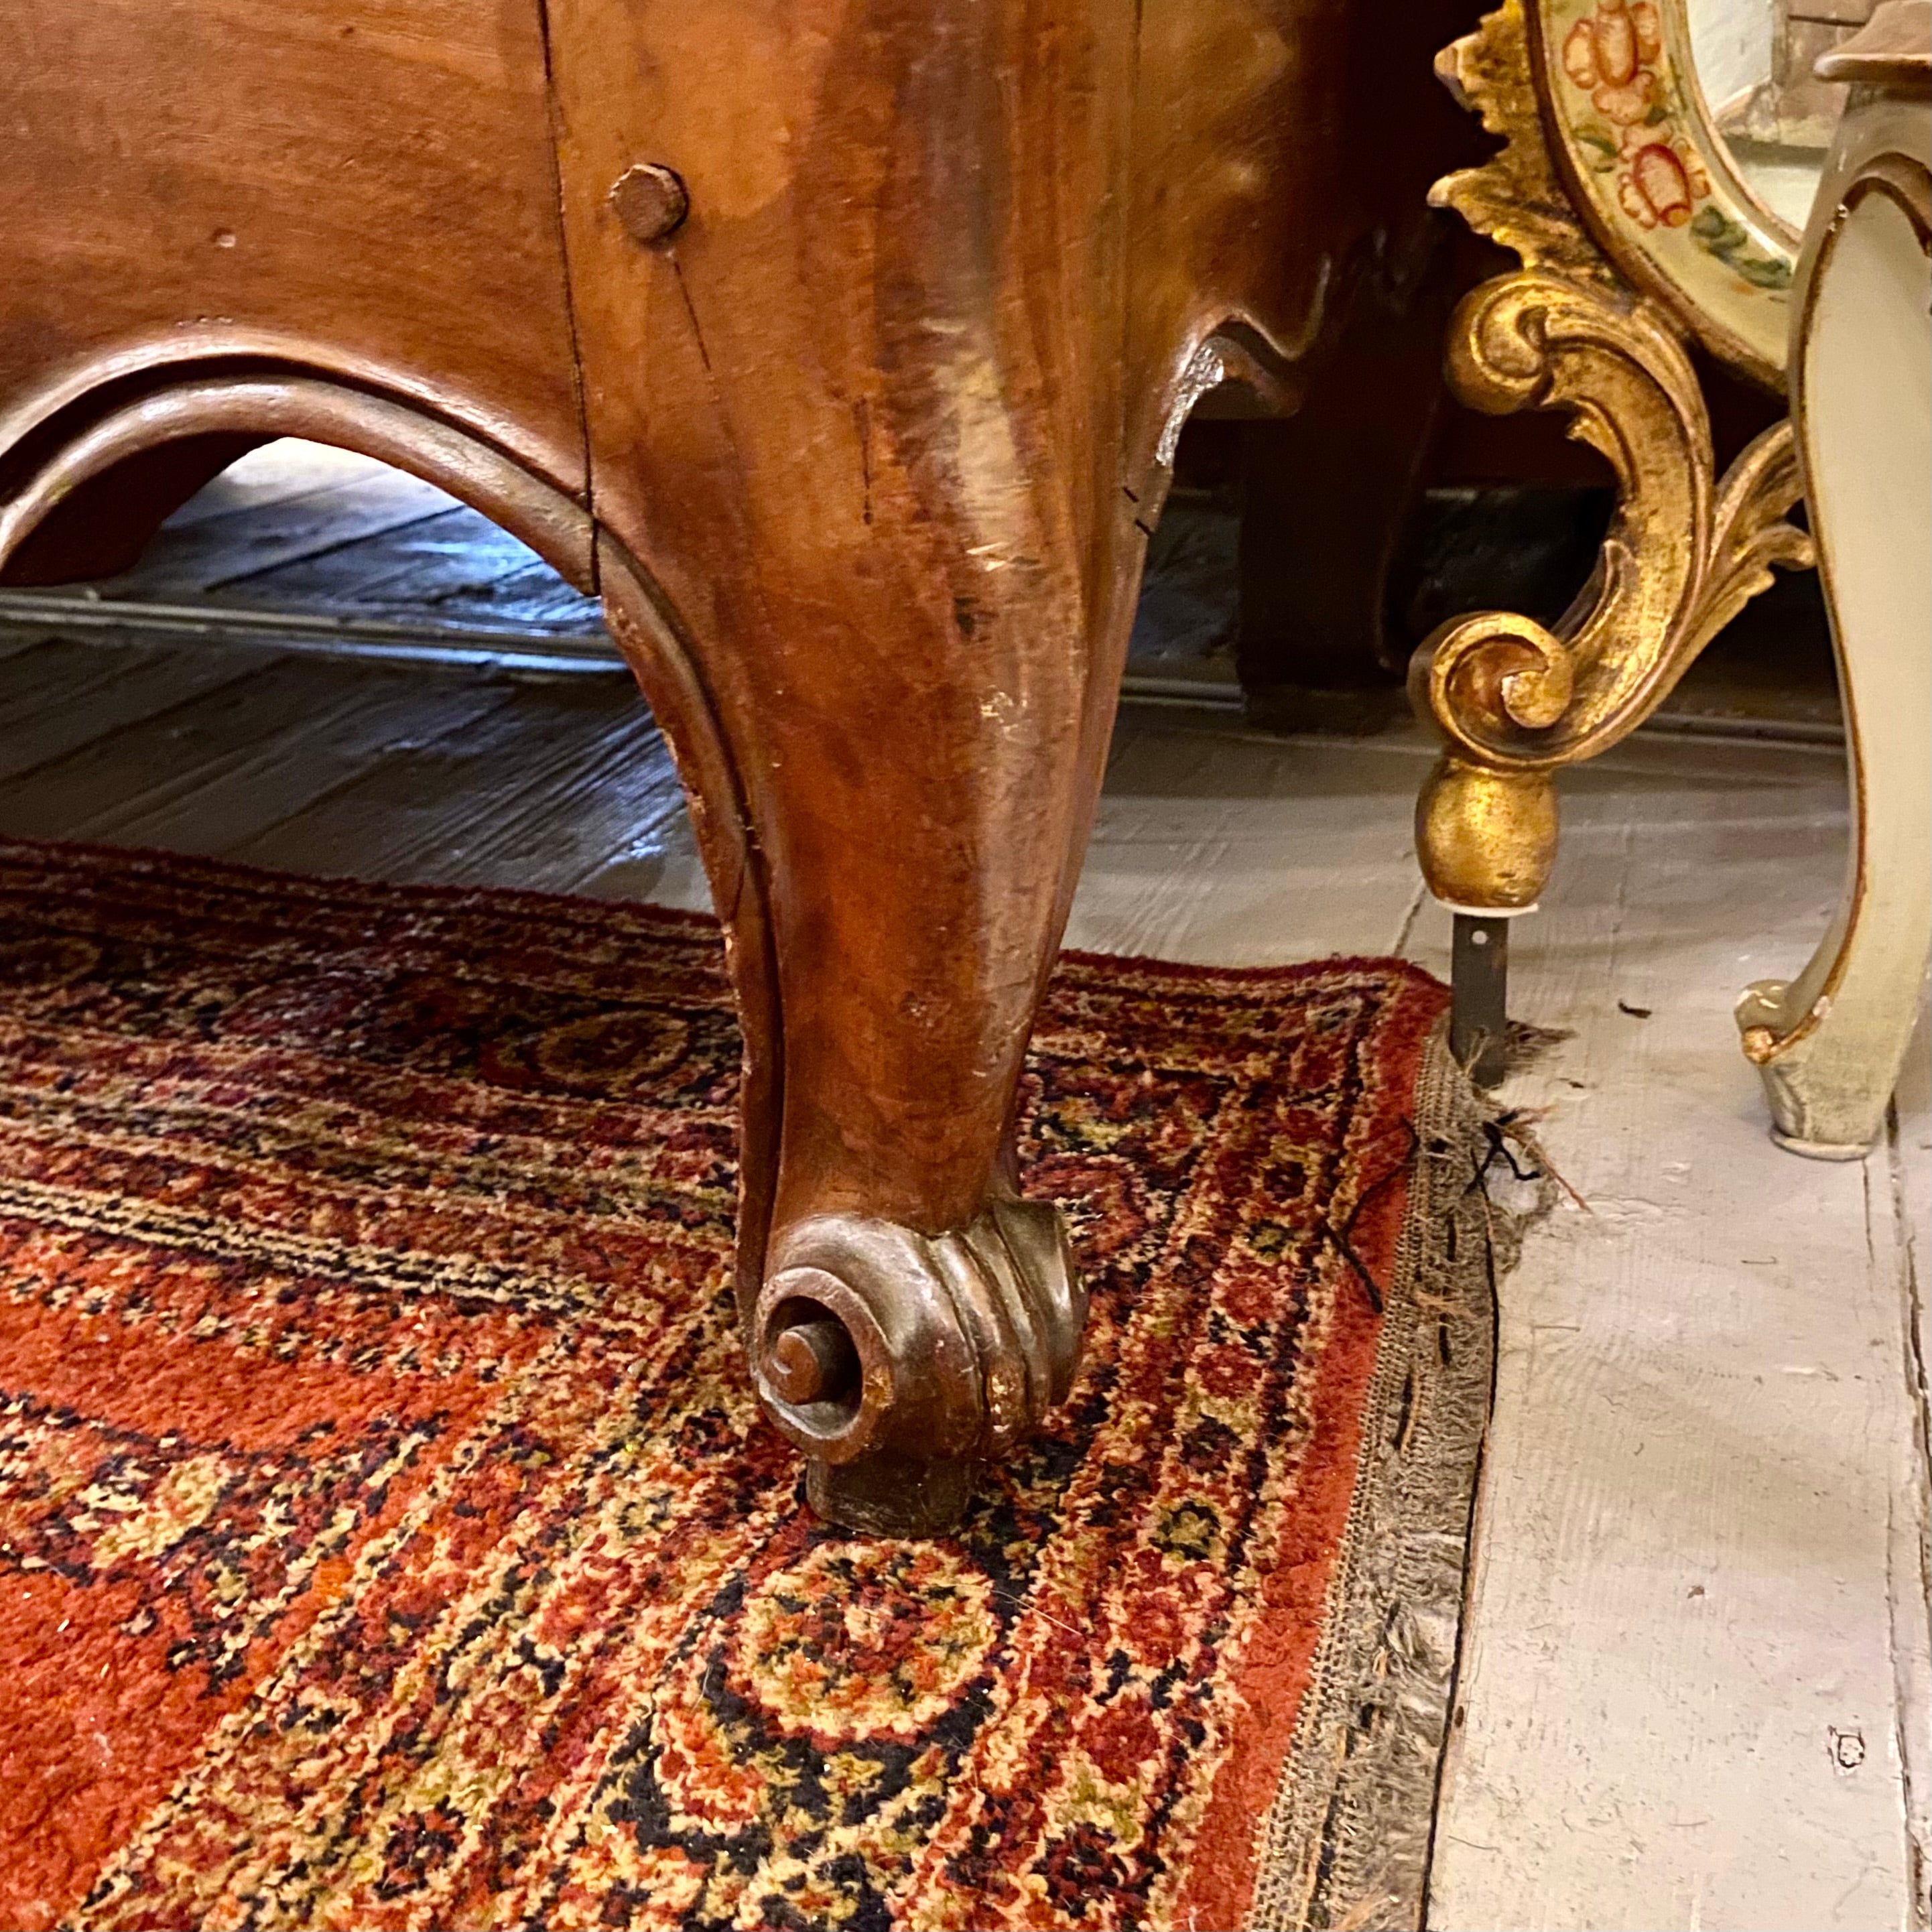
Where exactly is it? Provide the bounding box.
[0,632,1923,1931]
[1401,731,1932,1932]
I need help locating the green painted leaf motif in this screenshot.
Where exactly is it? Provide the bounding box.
[1686,202,1795,289]
[1728,253,1794,289]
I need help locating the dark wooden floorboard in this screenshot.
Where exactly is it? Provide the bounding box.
[0,653,517,850]
[158,442,394,530]
[0,439,1232,917]
[235,505,603,637]
[224,675,680,892]
[0,633,280,787]
[100,469,455,601]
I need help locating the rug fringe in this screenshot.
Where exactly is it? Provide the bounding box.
[1250,1019,1558,1931]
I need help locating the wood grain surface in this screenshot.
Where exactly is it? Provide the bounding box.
[0,0,583,496]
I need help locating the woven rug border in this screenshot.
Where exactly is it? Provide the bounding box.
[1251,1024,1517,1931]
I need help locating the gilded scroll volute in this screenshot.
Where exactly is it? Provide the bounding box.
[1412,0,1812,911]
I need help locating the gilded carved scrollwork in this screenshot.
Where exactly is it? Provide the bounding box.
[1413,0,1813,911]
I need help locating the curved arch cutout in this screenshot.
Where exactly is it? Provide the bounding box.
[0,374,595,592]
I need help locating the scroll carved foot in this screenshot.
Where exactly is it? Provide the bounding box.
[1734,978,1896,1159]
[749,1202,1085,1535]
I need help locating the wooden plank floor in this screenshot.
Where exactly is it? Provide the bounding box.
[0,446,1924,1931]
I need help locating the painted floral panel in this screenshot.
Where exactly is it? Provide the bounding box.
[1541,0,1795,375]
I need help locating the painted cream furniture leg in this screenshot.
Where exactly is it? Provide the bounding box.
[1737,10,1931,1157]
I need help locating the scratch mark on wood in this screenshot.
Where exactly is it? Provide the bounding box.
[854,398,873,527]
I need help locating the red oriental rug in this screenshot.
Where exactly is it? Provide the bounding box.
[0,838,1514,1932]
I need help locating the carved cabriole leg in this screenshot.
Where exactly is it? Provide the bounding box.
[548,0,1352,1531]
[1736,104,1931,1157]
[1415,0,1813,1051]
[548,1,1161,1534]
[596,515,1100,1535]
